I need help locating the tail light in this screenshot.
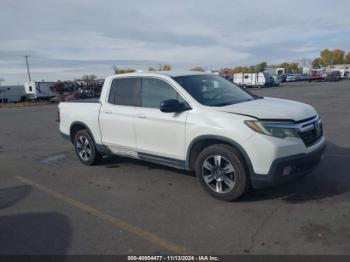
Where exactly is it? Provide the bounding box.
[56,108,60,123]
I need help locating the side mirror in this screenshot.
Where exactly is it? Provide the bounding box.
[160,99,187,113]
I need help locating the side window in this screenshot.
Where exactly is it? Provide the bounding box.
[141,78,185,108]
[108,78,141,106]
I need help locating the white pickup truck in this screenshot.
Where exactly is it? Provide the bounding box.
[58,71,326,201]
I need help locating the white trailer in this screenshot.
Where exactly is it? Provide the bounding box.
[0,85,27,103]
[24,81,56,100]
[325,64,350,78]
[232,72,273,88]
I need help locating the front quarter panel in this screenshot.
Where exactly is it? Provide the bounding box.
[185,109,255,157]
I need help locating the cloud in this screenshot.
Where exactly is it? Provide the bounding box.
[0,0,350,84]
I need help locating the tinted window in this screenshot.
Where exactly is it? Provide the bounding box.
[108,78,141,106]
[173,74,255,107]
[141,78,185,108]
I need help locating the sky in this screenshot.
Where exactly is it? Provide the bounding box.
[1,0,350,84]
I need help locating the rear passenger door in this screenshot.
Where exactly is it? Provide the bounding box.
[134,77,188,162]
[99,77,140,156]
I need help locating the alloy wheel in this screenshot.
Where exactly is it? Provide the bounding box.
[76,135,91,161]
[202,155,236,193]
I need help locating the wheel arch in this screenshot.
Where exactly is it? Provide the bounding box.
[69,121,110,155]
[70,121,91,143]
[186,135,255,177]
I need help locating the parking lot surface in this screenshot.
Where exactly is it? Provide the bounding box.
[1,80,350,255]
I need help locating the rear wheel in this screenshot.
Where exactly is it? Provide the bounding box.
[195,144,249,201]
[74,129,101,165]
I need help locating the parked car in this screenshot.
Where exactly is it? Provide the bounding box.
[299,74,310,81]
[278,74,287,82]
[58,71,326,201]
[325,71,341,82]
[271,75,281,87]
[286,74,296,82]
[308,71,326,82]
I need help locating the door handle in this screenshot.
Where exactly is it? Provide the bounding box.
[135,113,147,118]
[103,110,112,114]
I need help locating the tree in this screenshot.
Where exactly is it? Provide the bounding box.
[82,74,97,82]
[255,61,267,72]
[345,52,350,64]
[289,63,301,73]
[312,58,324,69]
[272,62,302,73]
[148,67,156,71]
[320,48,345,65]
[320,49,332,66]
[190,66,205,72]
[332,49,345,64]
[161,64,171,71]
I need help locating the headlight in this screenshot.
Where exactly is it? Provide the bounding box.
[244,120,299,139]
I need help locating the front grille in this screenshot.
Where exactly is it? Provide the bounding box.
[299,121,323,147]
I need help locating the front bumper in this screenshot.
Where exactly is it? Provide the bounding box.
[250,142,326,189]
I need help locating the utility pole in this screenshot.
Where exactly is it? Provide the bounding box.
[25,55,32,82]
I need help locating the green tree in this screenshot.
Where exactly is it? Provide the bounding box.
[148,67,156,71]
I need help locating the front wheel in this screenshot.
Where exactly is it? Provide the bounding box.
[74,129,101,165]
[195,144,249,201]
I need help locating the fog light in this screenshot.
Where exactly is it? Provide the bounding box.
[282,166,292,176]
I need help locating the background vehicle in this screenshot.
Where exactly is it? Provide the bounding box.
[58,72,326,201]
[278,74,287,82]
[308,71,326,82]
[232,72,274,88]
[286,74,296,82]
[24,81,56,100]
[325,71,341,82]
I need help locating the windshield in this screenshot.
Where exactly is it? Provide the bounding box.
[173,74,255,107]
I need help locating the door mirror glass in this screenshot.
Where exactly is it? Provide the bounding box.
[160,99,187,113]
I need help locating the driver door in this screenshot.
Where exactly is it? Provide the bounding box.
[134,77,188,161]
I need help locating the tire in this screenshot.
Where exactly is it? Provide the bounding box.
[74,129,101,165]
[195,144,249,201]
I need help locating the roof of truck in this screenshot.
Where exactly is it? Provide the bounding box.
[112,70,207,78]
[152,71,207,77]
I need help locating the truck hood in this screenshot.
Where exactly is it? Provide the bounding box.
[216,97,317,121]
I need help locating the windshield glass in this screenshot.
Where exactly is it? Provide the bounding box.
[173,74,255,107]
